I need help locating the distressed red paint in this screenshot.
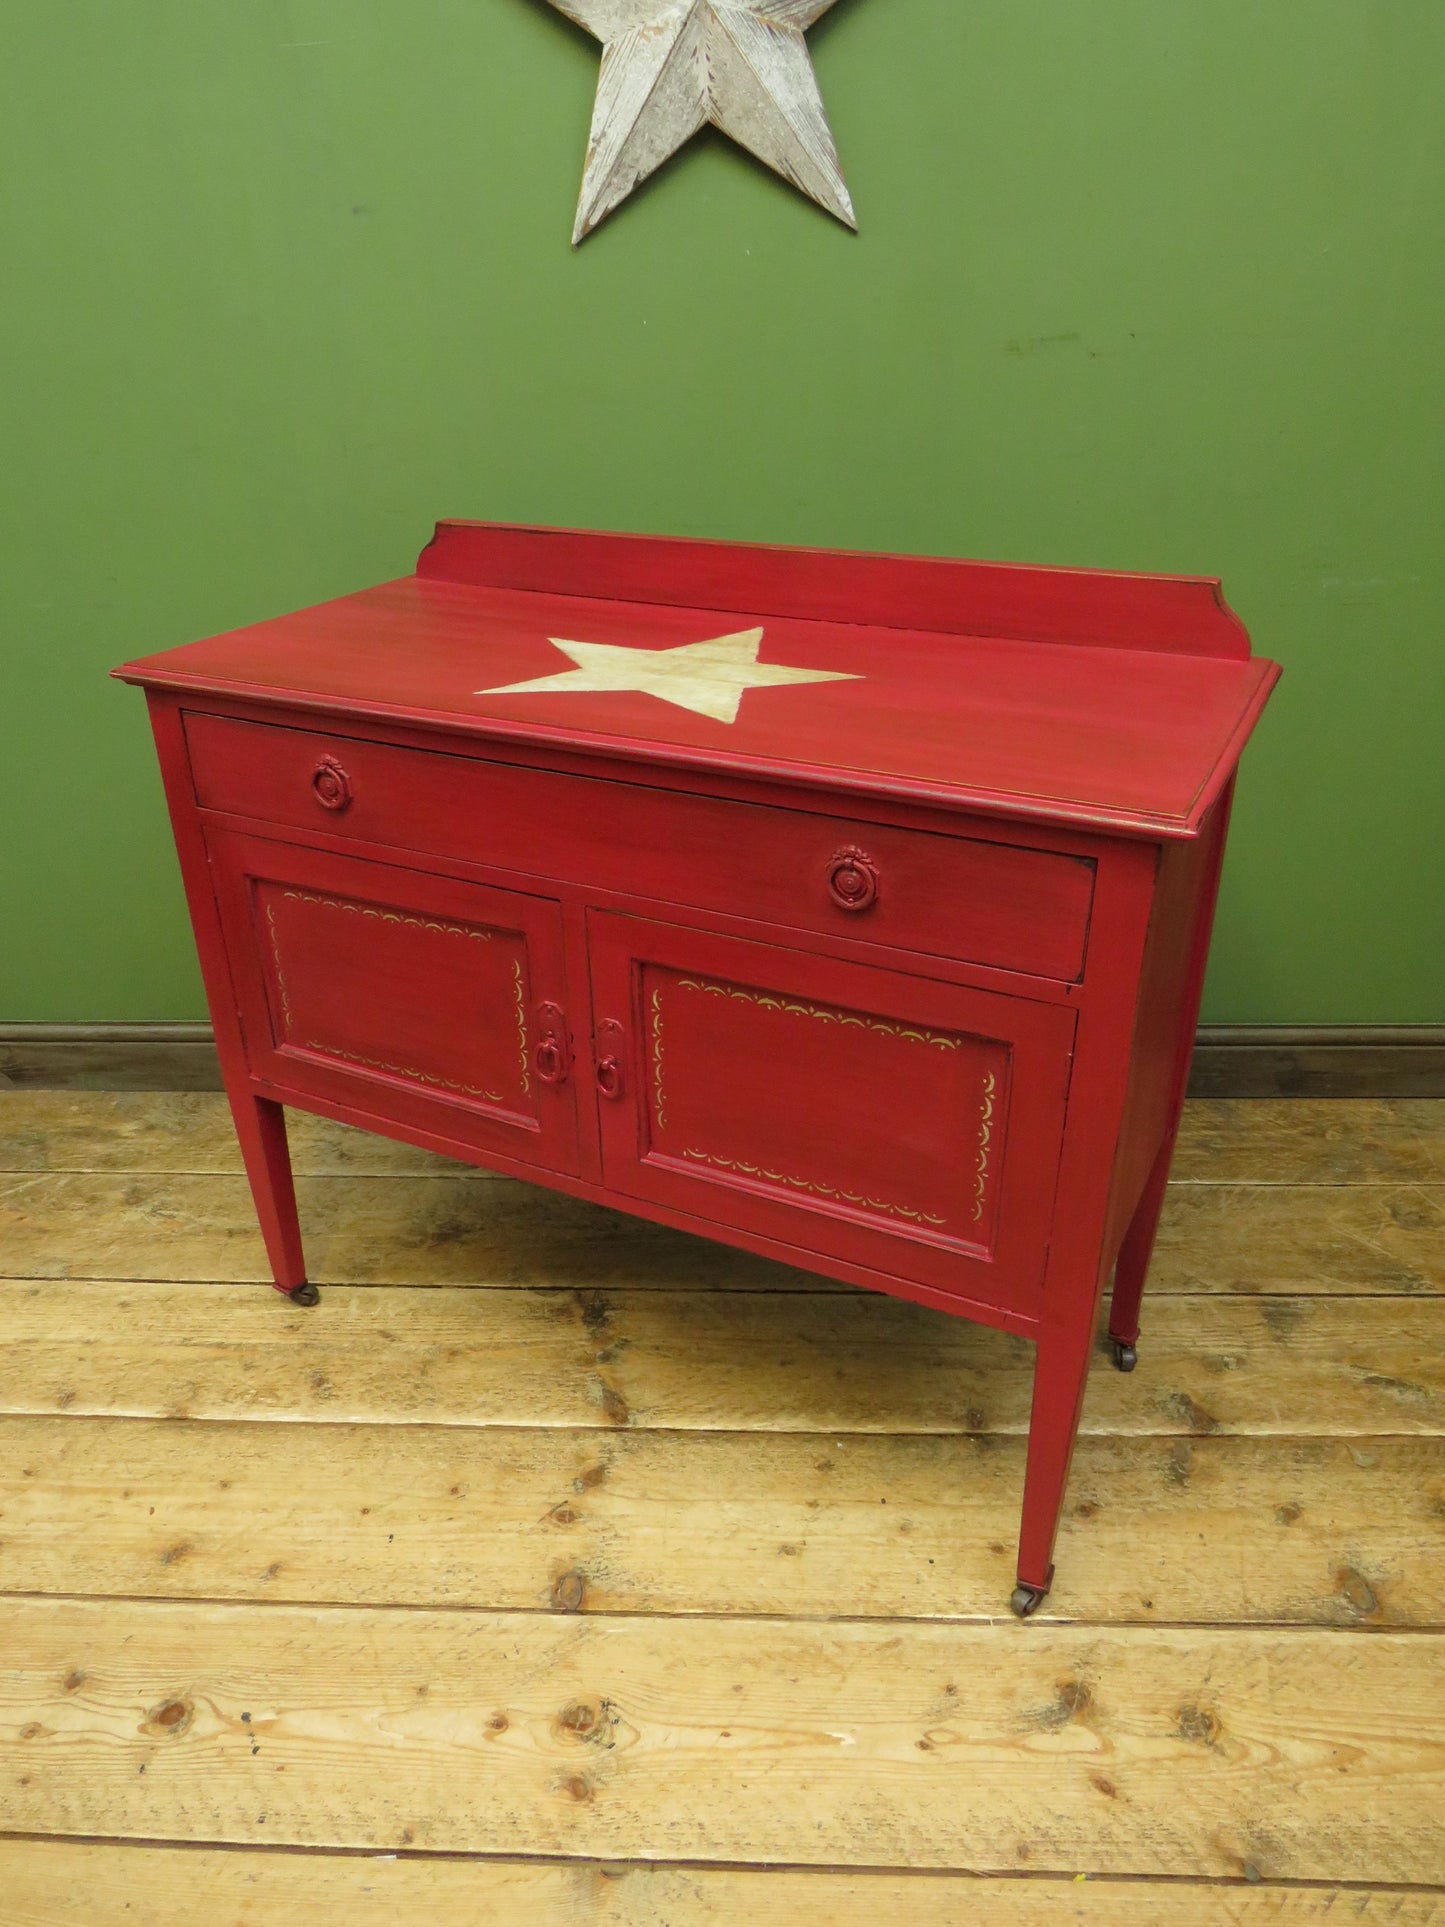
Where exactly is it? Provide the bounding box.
[115,520,1279,1609]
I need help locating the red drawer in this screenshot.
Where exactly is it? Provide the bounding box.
[185,711,1096,982]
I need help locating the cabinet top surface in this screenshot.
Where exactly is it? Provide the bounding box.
[116,521,1280,837]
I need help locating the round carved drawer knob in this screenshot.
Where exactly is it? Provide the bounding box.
[826,846,879,913]
[311,756,353,812]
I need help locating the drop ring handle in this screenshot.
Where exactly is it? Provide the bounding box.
[535,1040,566,1085]
[532,1003,570,1087]
[594,1019,626,1100]
[311,756,353,812]
[826,846,879,912]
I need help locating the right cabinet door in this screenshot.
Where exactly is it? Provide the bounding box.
[586,911,1076,1323]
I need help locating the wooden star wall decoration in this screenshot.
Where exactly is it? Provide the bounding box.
[545,0,857,244]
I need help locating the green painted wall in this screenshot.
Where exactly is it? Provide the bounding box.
[2,2,1440,1022]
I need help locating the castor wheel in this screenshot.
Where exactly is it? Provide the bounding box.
[288,1282,320,1307]
[1010,1583,1048,1619]
[1110,1338,1138,1373]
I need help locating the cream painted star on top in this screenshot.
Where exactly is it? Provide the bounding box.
[546,0,856,244]
[478,628,861,724]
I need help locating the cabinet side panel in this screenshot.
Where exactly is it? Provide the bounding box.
[1100,803,1229,1271]
[143,694,254,1086]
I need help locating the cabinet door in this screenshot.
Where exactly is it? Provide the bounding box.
[587,912,1074,1321]
[208,828,580,1174]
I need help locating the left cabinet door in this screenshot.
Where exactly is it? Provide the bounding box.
[205,827,581,1175]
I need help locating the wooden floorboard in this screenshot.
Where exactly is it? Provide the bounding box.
[1148,1182,1442,1296]
[3,1169,1442,1293]
[4,1598,1444,1879]
[1170,1097,1445,1184]
[2,1843,1440,1926]
[2,1416,1440,1624]
[3,1279,1443,1434]
[2,1093,1443,1913]
[0,1091,464,1178]
[0,1170,821,1290]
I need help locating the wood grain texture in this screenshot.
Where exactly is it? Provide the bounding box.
[1,1416,1439,1626]
[5,1094,1444,1906]
[1147,1183,1443,1295]
[0,1091,461,1175]
[3,1280,1443,1437]
[4,1170,1441,1293]
[0,1172,815,1289]
[1169,1097,1445,1184]
[551,1,856,245]
[1,1842,1437,1927]
[3,1598,1442,1878]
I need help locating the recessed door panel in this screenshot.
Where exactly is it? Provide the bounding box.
[208,828,579,1174]
[648,971,1008,1253]
[588,913,1074,1319]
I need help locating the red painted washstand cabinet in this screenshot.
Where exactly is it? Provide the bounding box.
[115,521,1280,1615]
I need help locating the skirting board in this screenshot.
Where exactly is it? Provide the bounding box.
[1,1023,1442,1100]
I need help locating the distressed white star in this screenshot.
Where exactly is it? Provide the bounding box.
[478,627,860,724]
[546,0,856,244]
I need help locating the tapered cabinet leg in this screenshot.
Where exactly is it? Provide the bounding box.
[1014,1303,1097,1612]
[1108,1138,1172,1353]
[228,1092,314,1303]
[142,700,317,1307]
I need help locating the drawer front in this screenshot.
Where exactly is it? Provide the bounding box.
[206,828,581,1174]
[586,911,1075,1321]
[187,712,1095,982]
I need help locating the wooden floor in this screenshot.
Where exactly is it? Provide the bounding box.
[0,1094,1442,1922]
